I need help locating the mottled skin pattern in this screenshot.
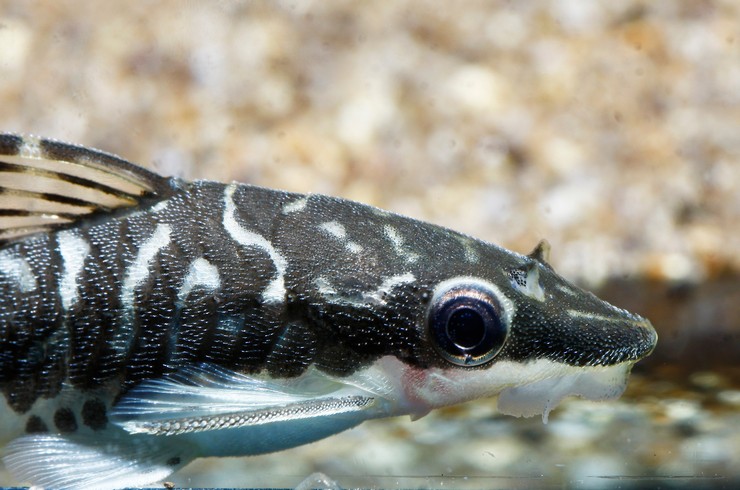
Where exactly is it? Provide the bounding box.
[0,134,657,488]
[1,180,654,414]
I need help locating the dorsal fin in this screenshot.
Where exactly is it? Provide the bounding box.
[528,239,551,265]
[0,133,174,246]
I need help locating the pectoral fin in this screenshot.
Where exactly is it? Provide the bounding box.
[111,363,379,436]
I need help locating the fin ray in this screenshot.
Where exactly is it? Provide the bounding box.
[0,133,173,245]
[122,395,375,436]
[3,432,194,490]
[111,363,378,436]
[0,187,102,210]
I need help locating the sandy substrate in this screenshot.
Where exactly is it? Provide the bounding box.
[0,1,738,488]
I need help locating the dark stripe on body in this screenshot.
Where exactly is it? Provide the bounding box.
[1,182,434,411]
[0,235,65,412]
[53,407,77,433]
[25,414,47,433]
[0,134,22,156]
[81,398,108,431]
[74,221,130,386]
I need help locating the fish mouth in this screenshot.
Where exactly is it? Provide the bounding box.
[496,360,635,423]
[492,316,657,422]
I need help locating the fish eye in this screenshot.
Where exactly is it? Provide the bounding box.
[427,278,509,367]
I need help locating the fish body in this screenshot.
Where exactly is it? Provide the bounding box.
[0,134,657,489]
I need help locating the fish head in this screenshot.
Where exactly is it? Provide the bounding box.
[377,236,657,422]
[386,237,658,422]
[296,202,657,422]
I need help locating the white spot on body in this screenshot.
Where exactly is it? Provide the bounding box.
[374,273,416,300]
[121,224,172,312]
[178,258,221,303]
[372,207,391,218]
[224,184,287,304]
[465,248,479,263]
[383,225,402,247]
[57,231,90,311]
[346,242,364,254]
[282,196,309,214]
[19,135,42,159]
[320,221,346,239]
[383,225,420,263]
[555,283,579,297]
[315,272,416,308]
[0,250,37,292]
[456,236,480,264]
[314,276,337,297]
[319,220,364,254]
[566,309,631,323]
[150,200,169,213]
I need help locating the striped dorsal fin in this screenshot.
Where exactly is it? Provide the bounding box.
[0,134,174,246]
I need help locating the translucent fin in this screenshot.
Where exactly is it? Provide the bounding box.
[3,432,194,490]
[0,133,173,245]
[111,363,377,436]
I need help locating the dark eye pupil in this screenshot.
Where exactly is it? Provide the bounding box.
[427,280,509,367]
[447,307,485,349]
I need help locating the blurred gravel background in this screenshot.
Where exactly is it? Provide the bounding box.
[0,1,738,488]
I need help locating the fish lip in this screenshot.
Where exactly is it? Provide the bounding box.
[496,360,634,422]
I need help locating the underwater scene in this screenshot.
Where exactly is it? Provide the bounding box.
[0,1,737,489]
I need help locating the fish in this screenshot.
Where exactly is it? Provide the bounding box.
[0,133,657,489]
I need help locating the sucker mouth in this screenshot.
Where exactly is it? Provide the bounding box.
[497,360,634,423]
